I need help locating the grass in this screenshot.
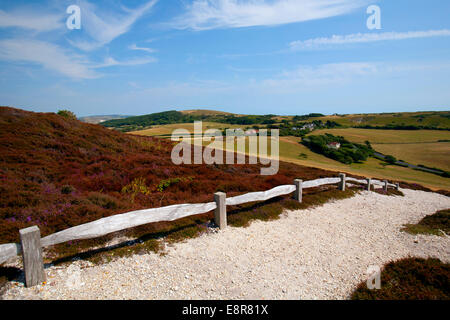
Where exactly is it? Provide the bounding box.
[372,142,450,171]
[351,257,450,300]
[402,209,449,236]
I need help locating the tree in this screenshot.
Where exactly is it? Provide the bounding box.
[385,155,397,164]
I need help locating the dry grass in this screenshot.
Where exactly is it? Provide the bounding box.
[312,128,450,144]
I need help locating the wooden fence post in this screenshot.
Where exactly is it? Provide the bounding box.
[214,192,227,229]
[294,179,303,203]
[339,173,346,191]
[395,183,400,191]
[366,178,372,191]
[19,226,45,288]
[384,180,389,192]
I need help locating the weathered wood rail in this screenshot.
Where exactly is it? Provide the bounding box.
[0,174,399,287]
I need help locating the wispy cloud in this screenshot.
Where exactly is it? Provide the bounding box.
[69,0,158,51]
[290,29,450,50]
[0,39,98,79]
[0,1,160,80]
[262,62,378,90]
[171,0,366,30]
[94,56,157,68]
[0,8,63,32]
[128,44,157,54]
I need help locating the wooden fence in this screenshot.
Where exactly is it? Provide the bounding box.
[0,173,399,287]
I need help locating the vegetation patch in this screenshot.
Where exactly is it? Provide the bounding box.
[402,209,449,236]
[301,134,374,164]
[351,257,450,300]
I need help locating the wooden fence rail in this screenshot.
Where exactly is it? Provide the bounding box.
[0,174,399,287]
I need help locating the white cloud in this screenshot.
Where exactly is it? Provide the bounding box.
[0,39,98,79]
[128,44,157,54]
[69,0,158,51]
[290,29,450,50]
[171,0,366,30]
[94,56,157,68]
[0,8,63,32]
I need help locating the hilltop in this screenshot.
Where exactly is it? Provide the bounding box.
[180,109,234,116]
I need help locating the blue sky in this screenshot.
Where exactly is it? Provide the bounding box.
[0,0,449,116]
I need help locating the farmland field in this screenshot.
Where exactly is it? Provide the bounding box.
[129,122,261,137]
[132,127,450,191]
[311,128,450,143]
[316,111,450,129]
[277,136,450,190]
[311,128,450,171]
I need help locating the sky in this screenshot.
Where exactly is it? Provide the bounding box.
[0,0,449,117]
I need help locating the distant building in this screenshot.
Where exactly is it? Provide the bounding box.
[245,129,258,136]
[301,123,315,131]
[327,142,341,150]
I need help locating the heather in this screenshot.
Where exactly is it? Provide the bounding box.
[402,209,450,236]
[0,107,339,245]
[351,257,450,300]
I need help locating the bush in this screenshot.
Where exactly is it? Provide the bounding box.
[57,110,77,120]
[121,177,151,202]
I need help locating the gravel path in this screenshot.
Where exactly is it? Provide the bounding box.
[2,189,449,300]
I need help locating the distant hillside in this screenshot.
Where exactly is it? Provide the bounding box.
[79,115,133,124]
[101,110,284,132]
[101,109,450,133]
[0,107,332,245]
[318,111,450,130]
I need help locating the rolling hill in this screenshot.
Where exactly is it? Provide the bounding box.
[0,106,340,246]
[101,109,450,133]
